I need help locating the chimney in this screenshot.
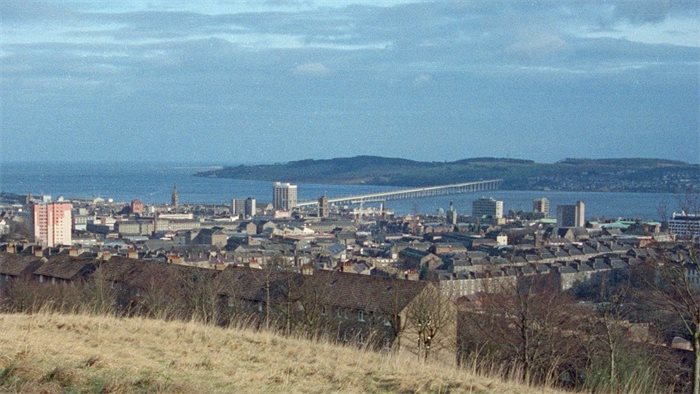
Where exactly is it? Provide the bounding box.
[301,264,314,276]
[404,269,419,281]
[34,246,44,257]
[127,249,138,259]
[6,243,16,254]
[69,247,80,257]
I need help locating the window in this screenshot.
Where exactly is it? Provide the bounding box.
[383,315,392,327]
[357,309,365,322]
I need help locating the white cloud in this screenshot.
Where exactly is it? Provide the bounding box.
[413,73,432,86]
[292,62,331,75]
[582,17,700,47]
[508,32,567,56]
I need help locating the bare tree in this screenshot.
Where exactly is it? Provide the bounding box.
[176,266,226,324]
[81,265,118,315]
[259,254,296,332]
[405,284,454,360]
[294,274,333,339]
[642,245,700,394]
[459,274,584,385]
[135,264,181,320]
[385,277,411,351]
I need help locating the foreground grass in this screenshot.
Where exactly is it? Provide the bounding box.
[0,312,556,393]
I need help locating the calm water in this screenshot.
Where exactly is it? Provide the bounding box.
[0,161,682,220]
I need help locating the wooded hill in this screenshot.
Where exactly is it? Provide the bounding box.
[195,156,699,193]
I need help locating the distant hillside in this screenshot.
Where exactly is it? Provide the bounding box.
[0,312,554,393]
[195,156,699,193]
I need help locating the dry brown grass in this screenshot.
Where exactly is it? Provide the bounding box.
[0,312,561,393]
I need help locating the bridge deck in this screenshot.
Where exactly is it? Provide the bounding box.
[296,179,502,207]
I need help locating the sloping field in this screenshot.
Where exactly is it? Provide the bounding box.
[0,312,557,393]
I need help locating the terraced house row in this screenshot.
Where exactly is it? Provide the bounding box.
[0,250,449,354]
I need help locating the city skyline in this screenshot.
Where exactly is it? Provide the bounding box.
[1,1,698,163]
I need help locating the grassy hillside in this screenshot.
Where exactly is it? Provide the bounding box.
[0,312,557,393]
[195,156,699,193]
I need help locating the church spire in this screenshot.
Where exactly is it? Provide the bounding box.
[171,184,179,208]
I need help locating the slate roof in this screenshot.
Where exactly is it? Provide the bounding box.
[0,253,43,277]
[218,266,429,314]
[33,255,96,280]
[96,256,173,288]
[525,254,541,262]
[399,247,430,258]
[558,265,577,274]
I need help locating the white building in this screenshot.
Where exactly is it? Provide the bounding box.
[272,182,298,211]
[472,197,503,219]
[245,197,257,218]
[669,212,700,240]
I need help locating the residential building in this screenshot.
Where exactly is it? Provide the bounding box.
[472,197,503,219]
[0,253,43,282]
[245,197,257,218]
[31,202,72,247]
[72,214,92,231]
[557,201,585,228]
[318,195,330,218]
[272,182,297,211]
[231,198,246,216]
[155,218,200,232]
[192,228,228,249]
[532,197,550,217]
[446,201,458,225]
[116,220,155,236]
[131,199,144,216]
[33,255,95,284]
[669,212,700,240]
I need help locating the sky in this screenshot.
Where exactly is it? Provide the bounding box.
[1,0,698,164]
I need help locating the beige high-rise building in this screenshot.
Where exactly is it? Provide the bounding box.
[318,195,330,218]
[272,182,297,211]
[31,202,72,247]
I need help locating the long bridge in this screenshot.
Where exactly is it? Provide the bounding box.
[296,179,503,207]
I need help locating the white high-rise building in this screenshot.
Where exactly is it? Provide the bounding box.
[272,182,298,211]
[472,197,503,219]
[31,202,73,247]
[244,197,257,218]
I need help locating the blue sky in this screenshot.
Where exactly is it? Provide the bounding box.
[1,0,698,163]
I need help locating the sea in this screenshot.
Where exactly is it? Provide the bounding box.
[0,161,683,221]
